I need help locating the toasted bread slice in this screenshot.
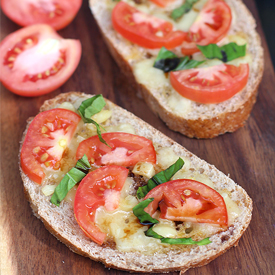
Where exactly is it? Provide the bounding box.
[20,92,252,273]
[89,0,264,138]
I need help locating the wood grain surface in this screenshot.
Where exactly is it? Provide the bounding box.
[1,0,275,274]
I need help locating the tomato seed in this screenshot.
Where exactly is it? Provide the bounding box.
[40,153,49,162]
[183,189,191,196]
[41,126,48,134]
[32,146,41,154]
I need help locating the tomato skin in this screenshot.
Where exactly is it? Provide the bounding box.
[170,63,249,104]
[76,132,156,167]
[74,165,129,245]
[144,179,228,226]
[20,108,81,184]
[1,0,82,30]
[112,2,186,49]
[149,0,176,7]
[0,24,81,97]
[181,0,232,55]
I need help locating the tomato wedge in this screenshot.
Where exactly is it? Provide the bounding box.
[74,165,129,245]
[181,0,232,55]
[20,108,81,184]
[0,24,81,97]
[1,0,82,30]
[144,179,228,226]
[170,63,249,104]
[112,1,186,49]
[76,132,156,167]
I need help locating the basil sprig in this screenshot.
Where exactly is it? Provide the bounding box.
[133,198,211,246]
[145,226,211,245]
[137,158,184,199]
[51,154,91,206]
[171,0,199,20]
[197,43,246,63]
[77,95,110,147]
[153,47,204,72]
[132,198,159,225]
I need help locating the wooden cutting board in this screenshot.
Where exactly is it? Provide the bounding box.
[1,1,275,274]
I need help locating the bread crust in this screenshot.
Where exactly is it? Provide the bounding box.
[20,92,253,273]
[89,0,264,138]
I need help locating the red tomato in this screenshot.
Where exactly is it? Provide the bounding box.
[76,132,156,167]
[112,1,186,49]
[74,165,129,245]
[181,0,232,55]
[149,0,176,7]
[170,63,249,104]
[144,179,228,226]
[1,0,82,30]
[0,24,81,97]
[20,108,81,184]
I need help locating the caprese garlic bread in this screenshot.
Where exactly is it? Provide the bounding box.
[20,92,252,273]
[89,0,264,138]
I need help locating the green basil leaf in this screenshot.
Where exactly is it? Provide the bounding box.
[174,56,204,71]
[137,158,184,199]
[78,95,106,123]
[153,48,204,72]
[77,95,110,147]
[75,154,90,171]
[171,0,199,20]
[197,43,246,62]
[153,47,179,72]
[145,226,211,245]
[51,155,91,206]
[132,198,159,225]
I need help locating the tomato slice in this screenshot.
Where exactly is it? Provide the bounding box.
[20,108,81,184]
[1,0,82,30]
[76,132,156,167]
[170,63,249,104]
[144,179,228,226]
[0,24,81,97]
[112,1,186,49]
[181,0,232,55]
[149,0,176,7]
[74,165,129,245]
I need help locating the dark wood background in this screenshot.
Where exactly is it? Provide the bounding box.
[1,0,274,274]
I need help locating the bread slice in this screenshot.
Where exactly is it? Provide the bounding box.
[20,92,252,273]
[89,0,264,138]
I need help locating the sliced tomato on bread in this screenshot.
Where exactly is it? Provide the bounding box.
[181,0,232,55]
[170,63,249,104]
[74,165,129,245]
[112,1,186,49]
[20,108,81,184]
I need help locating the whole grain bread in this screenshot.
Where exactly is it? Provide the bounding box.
[20,92,252,273]
[89,0,264,138]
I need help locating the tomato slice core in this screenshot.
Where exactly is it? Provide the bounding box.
[20,108,81,184]
[76,132,156,167]
[112,1,186,49]
[74,165,129,245]
[181,0,232,55]
[144,179,228,226]
[170,63,249,103]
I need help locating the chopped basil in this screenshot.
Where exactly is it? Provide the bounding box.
[197,42,246,63]
[153,47,204,72]
[132,198,159,225]
[50,155,91,206]
[77,95,110,147]
[145,226,211,245]
[171,0,199,20]
[137,158,184,199]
